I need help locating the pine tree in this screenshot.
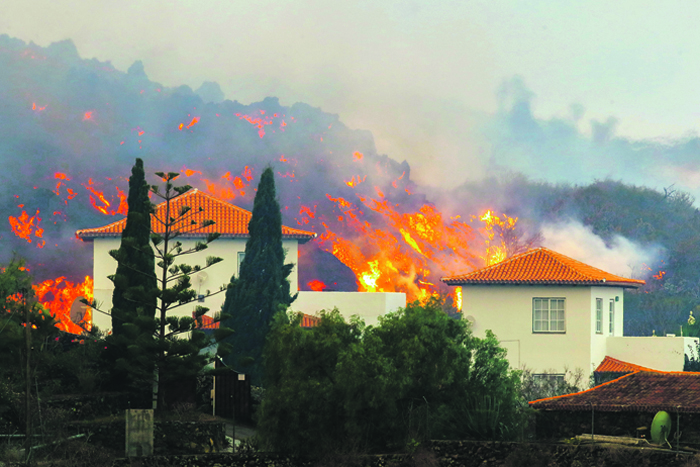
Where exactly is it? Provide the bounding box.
[103,158,158,395]
[221,167,296,384]
[93,163,232,410]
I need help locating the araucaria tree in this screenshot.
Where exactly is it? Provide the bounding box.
[147,171,232,410]
[97,160,232,410]
[221,167,296,384]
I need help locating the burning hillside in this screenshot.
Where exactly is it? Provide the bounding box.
[1,35,669,334]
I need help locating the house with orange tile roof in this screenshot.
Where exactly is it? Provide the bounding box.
[440,247,698,378]
[76,189,317,331]
[77,189,406,331]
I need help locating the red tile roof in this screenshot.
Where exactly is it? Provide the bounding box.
[195,312,320,329]
[441,247,645,288]
[195,313,219,330]
[75,189,316,242]
[530,371,700,413]
[300,313,321,328]
[595,356,657,373]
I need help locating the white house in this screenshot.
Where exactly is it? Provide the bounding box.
[76,189,317,330]
[441,247,658,376]
[76,189,406,331]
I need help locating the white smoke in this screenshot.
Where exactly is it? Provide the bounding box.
[540,221,663,279]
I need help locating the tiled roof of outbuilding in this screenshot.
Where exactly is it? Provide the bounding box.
[442,247,645,288]
[530,371,700,413]
[75,189,316,242]
[595,356,657,373]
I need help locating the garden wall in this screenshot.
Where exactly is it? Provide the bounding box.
[73,420,226,455]
[110,441,698,467]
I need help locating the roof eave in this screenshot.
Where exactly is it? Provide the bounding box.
[76,232,317,241]
[441,279,644,288]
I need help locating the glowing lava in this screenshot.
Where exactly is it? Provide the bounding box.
[33,276,93,334]
[9,209,45,248]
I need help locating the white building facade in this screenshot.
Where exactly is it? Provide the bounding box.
[442,247,646,375]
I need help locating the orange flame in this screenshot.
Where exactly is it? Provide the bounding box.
[308,280,327,292]
[479,210,517,266]
[317,191,478,303]
[33,276,93,334]
[9,210,45,248]
[82,179,128,216]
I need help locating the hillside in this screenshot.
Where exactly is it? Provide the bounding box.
[2,34,699,336]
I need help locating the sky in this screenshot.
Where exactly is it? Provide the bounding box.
[2,0,700,188]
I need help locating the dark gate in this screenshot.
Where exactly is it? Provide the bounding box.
[213,358,252,423]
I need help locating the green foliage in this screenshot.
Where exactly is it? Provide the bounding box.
[257,298,523,456]
[0,258,61,430]
[519,367,586,402]
[221,167,296,384]
[102,158,158,396]
[94,161,232,411]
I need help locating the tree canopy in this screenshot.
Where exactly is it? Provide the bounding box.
[257,298,522,456]
[93,162,231,411]
[221,167,296,384]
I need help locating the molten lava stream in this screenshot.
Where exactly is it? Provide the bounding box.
[33,276,93,334]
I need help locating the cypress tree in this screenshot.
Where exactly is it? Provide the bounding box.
[221,167,296,384]
[103,158,158,394]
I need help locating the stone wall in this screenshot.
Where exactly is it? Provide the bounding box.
[109,441,698,467]
[74,420,226,455]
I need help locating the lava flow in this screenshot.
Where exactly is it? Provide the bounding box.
[33,276,93,334]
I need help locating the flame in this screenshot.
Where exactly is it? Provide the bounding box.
[181,167,202,177]
[454,286,462,311]
[201,166,254,201]
[82,179,128,216]
[478,210,517,266]
[8,210,45,248]
[33,276,93,334]
[186,117,200,129]
[353,151,363,161]
[307,280,327,292]
[317,190,479,303]
[345,175,367,187]
[83,111,94,121]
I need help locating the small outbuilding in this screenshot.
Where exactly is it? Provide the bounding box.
[530,369,700,443]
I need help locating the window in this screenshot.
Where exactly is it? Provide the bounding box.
[533,298,566,333]
[595,298,603,334]
[237,251,245,275]
[609,299,615,335]
[532,374,565,385]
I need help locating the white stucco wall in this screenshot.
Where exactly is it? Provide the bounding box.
[462,285,625,375]
[589,286,625,376]
[292,291,406,326]
[91,237,299,331]
[606,336,699,371]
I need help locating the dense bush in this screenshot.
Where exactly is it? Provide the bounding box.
[257,298,523,456]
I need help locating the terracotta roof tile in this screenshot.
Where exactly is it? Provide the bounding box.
[300,313,321,328]
[595,356,656,373]
[441,247,645,288]
[194,312,320,329]
[76,189,316,242]
[530,371,700,413]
